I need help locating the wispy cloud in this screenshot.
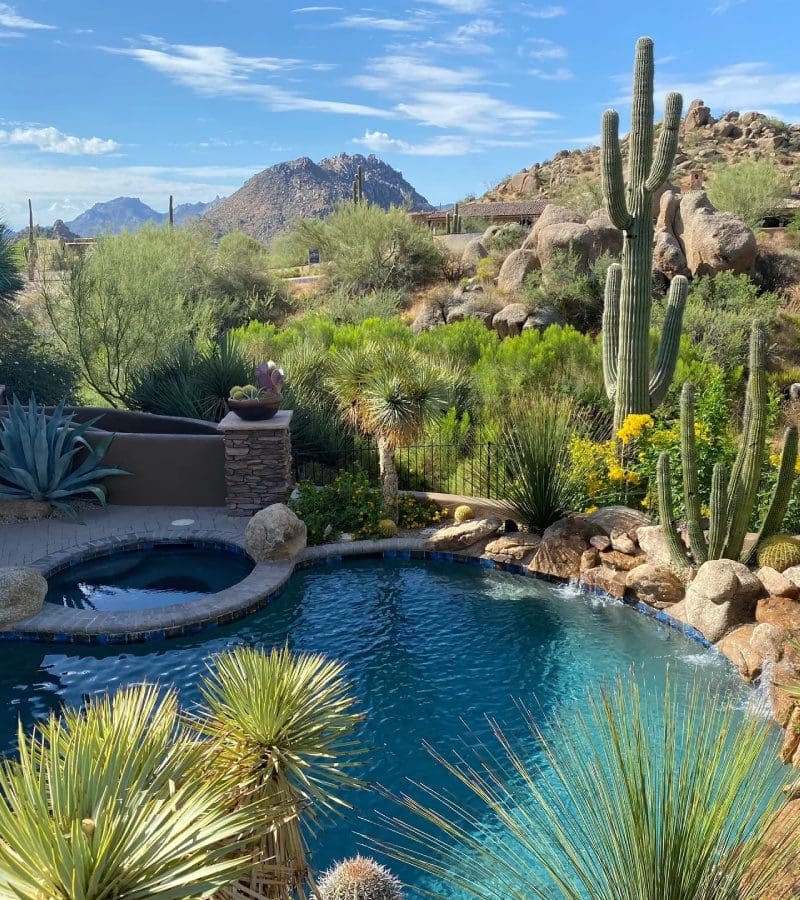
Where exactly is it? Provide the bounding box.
[530,66,573,81]
[351,55,483,91]
[292,5,343,11]
[0,2,54,30]
[354,130,474,156]
[109,37,390,117]
[0,126,118,155]
[422,0,488,10]
[522,38,567,60]
[397,90,559,133]
[712,0,747,12]
[523,5,567,18]
[335,14,425,31]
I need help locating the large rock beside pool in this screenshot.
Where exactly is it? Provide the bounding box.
[245,503,307,562]
[483,533,542,565]
[684,558,764,642]
[529,516,594,580]
[0,567,47,626]
[426,517,503,552]
[586,506,652,537]
[625,563,684,607]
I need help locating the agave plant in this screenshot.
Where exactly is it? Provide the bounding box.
[0,396,126,514]
[191,645,365,900]
[0,684,263,899]
[372,677,798,899]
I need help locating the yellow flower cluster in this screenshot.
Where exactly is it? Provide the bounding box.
[769,450,800,476]
[616,414,654,445]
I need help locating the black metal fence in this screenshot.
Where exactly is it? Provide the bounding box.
[292,439,509,499]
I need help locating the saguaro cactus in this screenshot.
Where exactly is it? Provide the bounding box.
[353,164,365,204]
[658,322,799,569]
[601,37,687,430]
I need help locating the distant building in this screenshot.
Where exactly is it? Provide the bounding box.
[410,199,549,230]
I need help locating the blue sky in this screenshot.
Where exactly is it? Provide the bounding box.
[1,0,799,229]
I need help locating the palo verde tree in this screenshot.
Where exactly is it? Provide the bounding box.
[601,37,688,430]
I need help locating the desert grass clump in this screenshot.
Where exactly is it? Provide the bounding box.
[193,645,365,899]
[373,677,798,899]
[501,393,589,530]
[319,856,404,900]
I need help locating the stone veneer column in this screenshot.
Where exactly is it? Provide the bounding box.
[218,410,294,517]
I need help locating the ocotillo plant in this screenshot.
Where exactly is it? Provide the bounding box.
[657,322,799,569]
[601,37,687,430]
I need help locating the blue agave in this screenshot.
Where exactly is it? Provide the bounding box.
[0,397,127,514]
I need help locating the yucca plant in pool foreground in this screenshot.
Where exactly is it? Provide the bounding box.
[0,395,126,515]
[192,645,366,900]
[0,684,263,899]
[371,677,799,899]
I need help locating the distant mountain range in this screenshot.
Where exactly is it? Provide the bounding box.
[38,153,431,242]
[63,196,220,237]
[205,152,432,243]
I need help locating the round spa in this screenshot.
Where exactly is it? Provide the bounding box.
[46,543,255,612]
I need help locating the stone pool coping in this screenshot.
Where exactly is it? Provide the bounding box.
[1,533,713,649]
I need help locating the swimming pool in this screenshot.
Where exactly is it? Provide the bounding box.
[0,559,750,894]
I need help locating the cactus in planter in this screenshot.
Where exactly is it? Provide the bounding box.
[319,856,404,900]
[657,323,799,569]
[601,37,687,430]
[253,360,285,402]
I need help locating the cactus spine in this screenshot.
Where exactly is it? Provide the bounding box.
[657,322,799,569]
[601,37,687,430]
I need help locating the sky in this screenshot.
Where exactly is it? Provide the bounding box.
[1,0,799,229]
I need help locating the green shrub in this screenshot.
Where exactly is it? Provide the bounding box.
[0,317,78,403]
[397,494,443,529]
[279,203,443,295]
[40,226,215,406]
[501,393,591,529]
[475,256,498,284]
[486,224,526,258]
[0,222,24,321]
[707,159,790,228]
[290,470,386,544]
[321,288,405,324]
[551,174,605,219]
[128,336,252,421]
[521,249,609,329]
[656,272,781,369]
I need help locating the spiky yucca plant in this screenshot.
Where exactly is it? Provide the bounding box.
[0,684,261,899]
[193,646,365,900]
[501,393,590,530]
[326,343,464,522]
[372,678,798,899]
[0,396,126,515]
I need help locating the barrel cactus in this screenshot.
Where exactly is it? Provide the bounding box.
[657,322,799,569]
[454,504,474,524]
[756,535,800,573]
[377,518,398,538]
[319,856,404,900]
[601,37,687,429]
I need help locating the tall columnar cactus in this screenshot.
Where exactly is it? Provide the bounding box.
[353,164,365,204]
[601,37,687,430]
[657,322,799,569]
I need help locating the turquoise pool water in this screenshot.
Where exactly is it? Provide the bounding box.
[0,559,750,895]
[45,545,255,611]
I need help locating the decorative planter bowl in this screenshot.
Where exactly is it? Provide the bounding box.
[227,398,281,421]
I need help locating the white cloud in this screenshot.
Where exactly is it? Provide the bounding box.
[523,38,567,60]
[293,5,343,10]
[110,37,390,117]
[524,5,567,18]
[712,0,747,12]
[422,0,488,10]
[351,55,483,92]
[336,15,425,31]
[0,126,118,155]
[530,66,573,81]
[397,90,559,133]
[654,62,800,117]
[0,3,54,30]
[354,130,474,156]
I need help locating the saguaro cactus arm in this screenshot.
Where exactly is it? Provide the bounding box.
[645,92,683,192]
[707,463,729,561]
[600,111,632,231]
[602,264,622,400]
[648,275,688,408]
